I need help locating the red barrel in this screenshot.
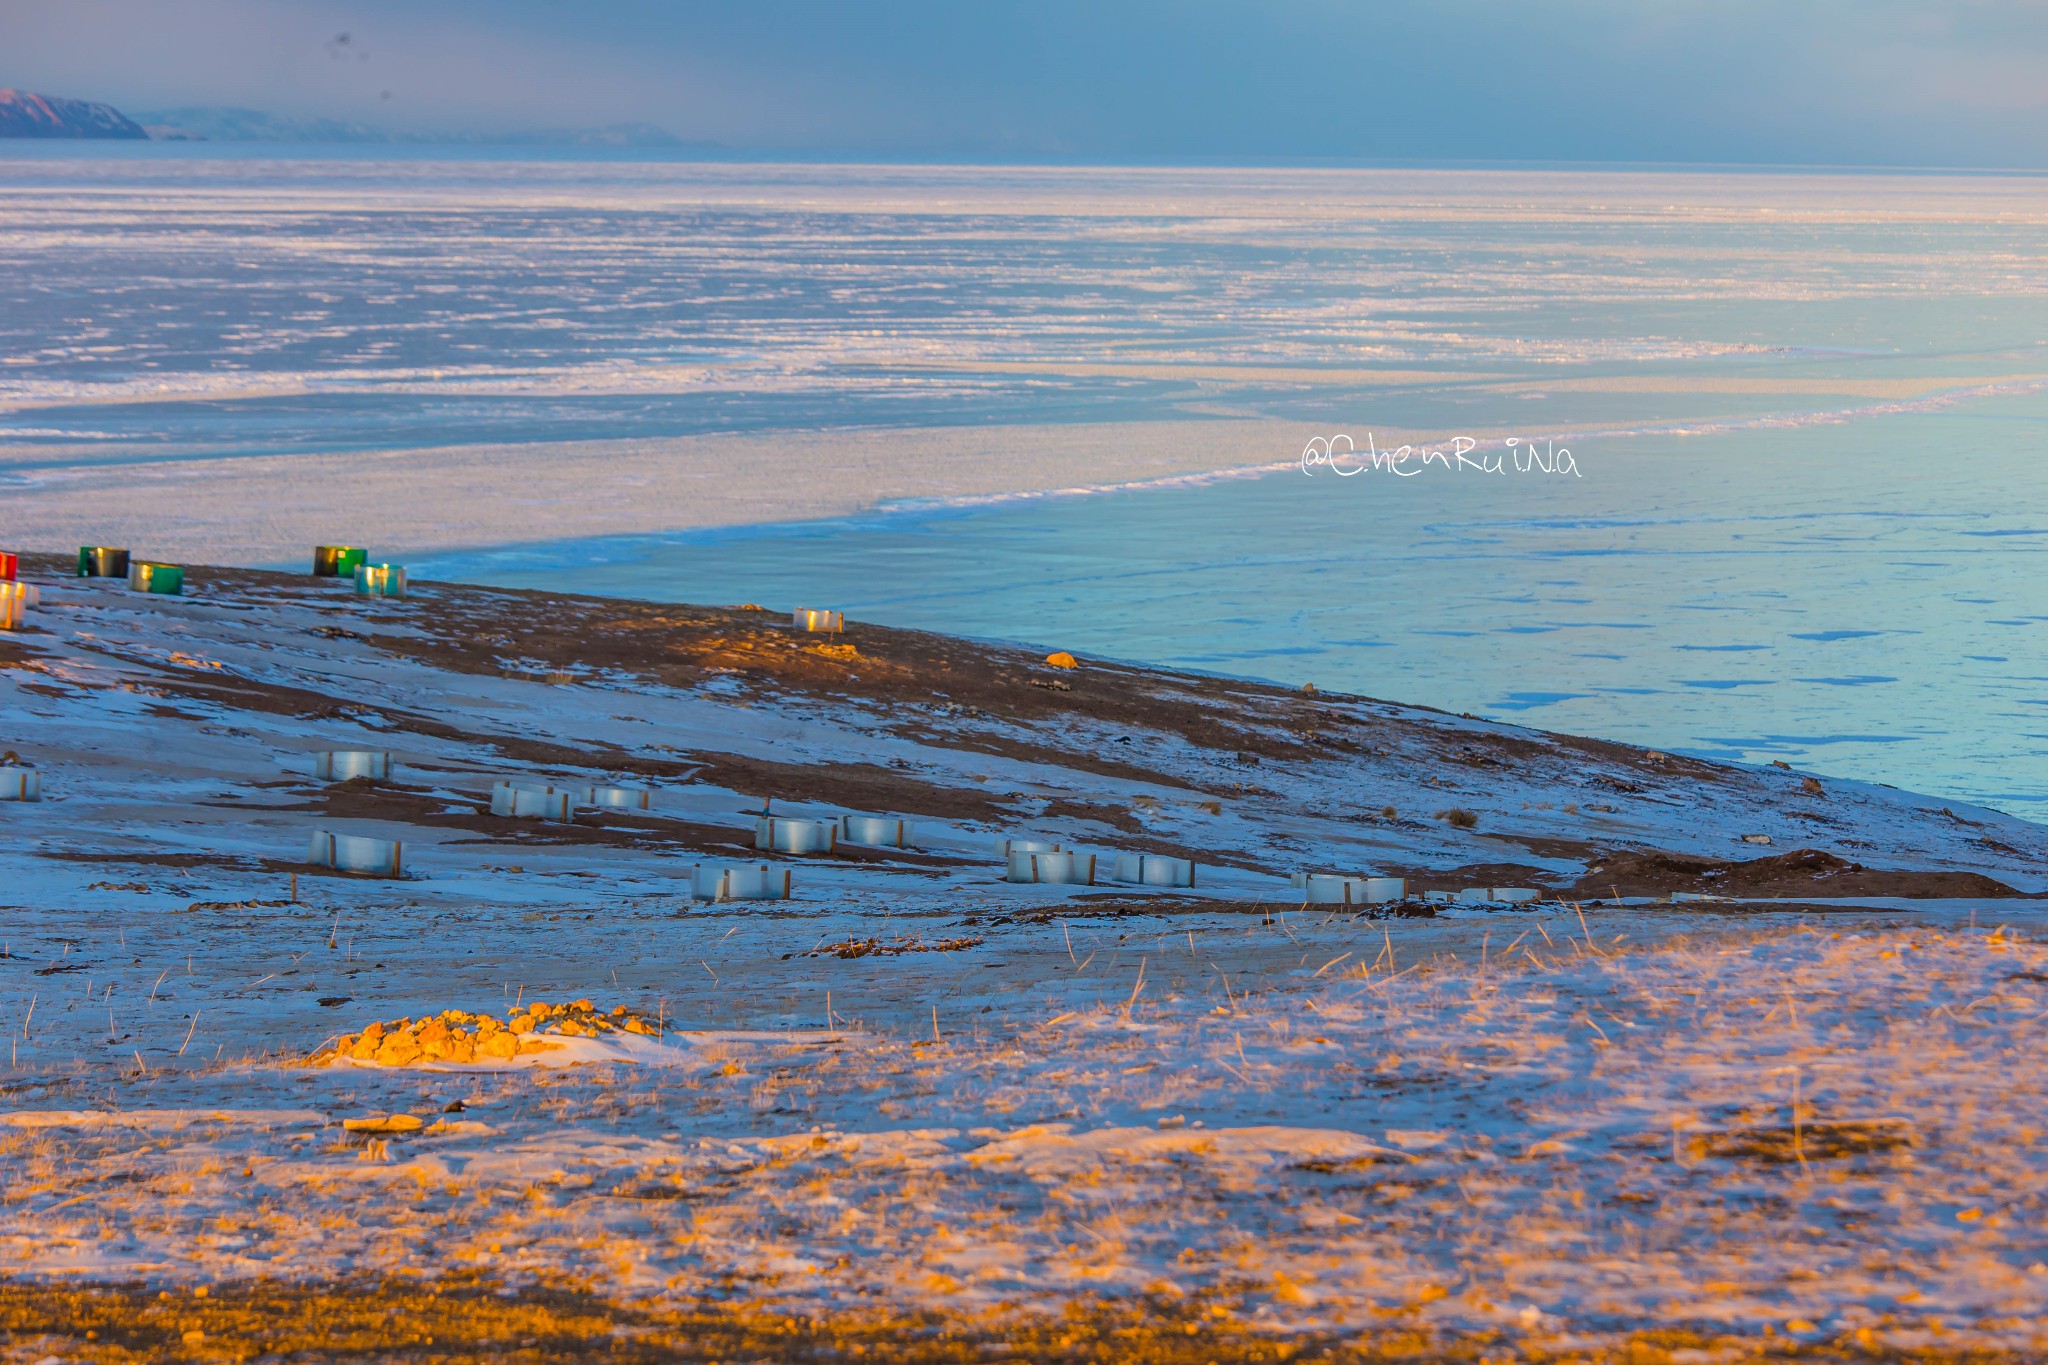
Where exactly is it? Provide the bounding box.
[0,553,16,581]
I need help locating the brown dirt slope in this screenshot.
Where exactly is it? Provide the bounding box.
[1572,847,2017,900]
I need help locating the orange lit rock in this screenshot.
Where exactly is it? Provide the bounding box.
[343,1114,423,1134]
[311,999,663,1067]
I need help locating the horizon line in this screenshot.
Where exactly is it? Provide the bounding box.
[3,141,2047,177]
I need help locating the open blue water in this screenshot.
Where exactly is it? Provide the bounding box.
[416,392,2048,816]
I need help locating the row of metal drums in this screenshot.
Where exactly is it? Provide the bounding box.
[302,751,1504,909]
[64,545,407,598]
[305,753,883,900]
[76,547,184,594]
[312,545,407,597]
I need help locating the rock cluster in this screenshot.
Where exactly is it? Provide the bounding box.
[313,999,662,1066]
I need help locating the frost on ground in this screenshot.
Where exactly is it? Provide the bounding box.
[3,559,2047,1359]
[7,923,2048,1359]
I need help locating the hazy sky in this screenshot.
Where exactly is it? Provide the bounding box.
[5,0,2047,166]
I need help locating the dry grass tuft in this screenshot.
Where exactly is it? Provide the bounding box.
[0,1277,1945,1364]
[797,935,985,960]
[1693,1118,1914,1165]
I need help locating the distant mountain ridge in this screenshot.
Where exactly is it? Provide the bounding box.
[0,90,699,147]
[131,106,387,143]
[0,88,148,138]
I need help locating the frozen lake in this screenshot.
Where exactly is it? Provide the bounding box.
[4,147,2044,811]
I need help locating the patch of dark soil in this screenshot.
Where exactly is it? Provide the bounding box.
[0,638,46,668]
[243,776,461,824]
[1029,894,1241,917]
[1052,894,1437,920]
[1427,732,1551,771]
[1380,863,1563,894]
[430,810,751,854]
[1034,798,1152,837]
[1478,832,1603,861]
[37,850,270,870]
[1546,732,1732,785]
[0,639,89,692]
[898,723,1204,795]
[1572,847,2017,900]
[792,935,984,960]
[1563,899,1821,915]
[691,752,1012,824]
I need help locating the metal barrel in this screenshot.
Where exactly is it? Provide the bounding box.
[77,547,130,578]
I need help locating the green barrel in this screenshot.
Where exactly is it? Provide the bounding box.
[78,546,131,578]
[127,561,184,595]
[313,545,367,577]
